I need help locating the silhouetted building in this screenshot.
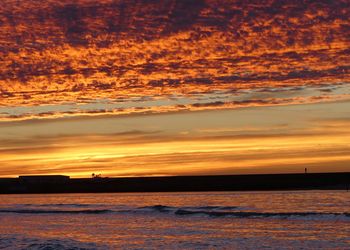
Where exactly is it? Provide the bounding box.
[18,175,70,184]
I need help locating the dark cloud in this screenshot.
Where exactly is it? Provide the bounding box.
[191,101,225,108]
[0,0,349,118]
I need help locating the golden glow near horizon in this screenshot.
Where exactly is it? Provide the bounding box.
[0,0,349,176]
[0,102,349,177]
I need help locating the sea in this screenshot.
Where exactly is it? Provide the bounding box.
[0,191,349,249]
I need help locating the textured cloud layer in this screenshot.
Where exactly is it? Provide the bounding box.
[0,0,349,120]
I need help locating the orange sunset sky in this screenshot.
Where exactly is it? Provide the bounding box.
[0,0,349,177]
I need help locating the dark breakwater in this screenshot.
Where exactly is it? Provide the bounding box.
[0,172,349,194]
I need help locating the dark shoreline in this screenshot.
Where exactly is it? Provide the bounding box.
[0,172,349,194]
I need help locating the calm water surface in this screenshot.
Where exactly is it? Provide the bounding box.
[0,191,349,249]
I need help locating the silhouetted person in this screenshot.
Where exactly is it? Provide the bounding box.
[305,168,307,174]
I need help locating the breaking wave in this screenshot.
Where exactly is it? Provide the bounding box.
[173,210,350,218]
[136,206,350,219]
[1,204,349,220]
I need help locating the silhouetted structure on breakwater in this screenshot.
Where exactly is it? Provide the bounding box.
[18,175,70,184]
[0,172,349,194]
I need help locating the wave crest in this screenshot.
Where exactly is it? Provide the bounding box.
[0,204,349,220]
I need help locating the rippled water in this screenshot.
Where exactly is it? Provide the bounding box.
[0,191,349,249]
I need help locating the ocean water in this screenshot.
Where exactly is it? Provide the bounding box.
[0,191,349,249]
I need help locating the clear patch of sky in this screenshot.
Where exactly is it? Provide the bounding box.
[0,99,349,141]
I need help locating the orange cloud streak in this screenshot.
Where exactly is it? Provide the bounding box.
[0,0,349,117]
[0,117,349,177]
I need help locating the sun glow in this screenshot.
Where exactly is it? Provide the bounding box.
[1,115,349,177]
